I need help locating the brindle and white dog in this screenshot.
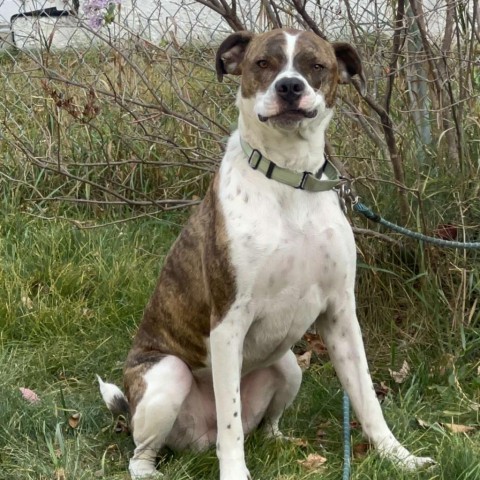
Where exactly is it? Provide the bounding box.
[98,29,434,479]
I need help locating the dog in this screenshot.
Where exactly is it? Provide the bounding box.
[98,29,434,479]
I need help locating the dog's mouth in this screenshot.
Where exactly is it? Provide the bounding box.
[258,109,317,123]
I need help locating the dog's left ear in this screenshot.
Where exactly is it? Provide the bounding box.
[332,43,366,96]
[216,31,255,82]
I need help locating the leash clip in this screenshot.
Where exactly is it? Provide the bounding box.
[336,178,358,214]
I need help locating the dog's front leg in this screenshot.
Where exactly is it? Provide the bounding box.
[317,297,434,470]
[211,299,253,480]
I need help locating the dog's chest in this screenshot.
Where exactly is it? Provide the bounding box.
[218,147,355,367]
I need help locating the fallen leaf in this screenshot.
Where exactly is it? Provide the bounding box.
[290,437,309,448]
[303,332,328,356]
[353,441,371,459]
[389,360,410,384]
[434,224,458,241]
[68,412,81,429]
[350,420,360,430]
[296,351,312,371]
[297,453,327,470]
[417,418,477,434]
[442,423,477,434]
[19,387,40,404]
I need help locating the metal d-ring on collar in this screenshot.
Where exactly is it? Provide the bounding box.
[337,181,359,213]
[240,137,346,194]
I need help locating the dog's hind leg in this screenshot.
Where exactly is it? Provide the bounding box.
[261,350,302,438]
[236,351,302,438]
[127,355,193,479]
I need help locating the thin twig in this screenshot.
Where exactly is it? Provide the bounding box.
[31,197,200,207]
[23,203,199,230]
[352,227,401,245]
[290,0,328,39]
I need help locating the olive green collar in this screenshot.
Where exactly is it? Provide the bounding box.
[240,137,343,192]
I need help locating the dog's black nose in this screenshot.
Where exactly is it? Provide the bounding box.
[275,77,305,103]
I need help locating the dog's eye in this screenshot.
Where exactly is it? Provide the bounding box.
[313,64,325,71]
[257,60,268,69]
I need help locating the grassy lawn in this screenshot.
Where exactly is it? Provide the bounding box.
[1,209,479,480]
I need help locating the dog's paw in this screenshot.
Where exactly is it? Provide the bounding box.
[129,458,163,479]
[266,431,299,444]
[399,454,436,471]
[221,474,251,480]
[220,463,251,480]
[262,426,302,445]
[377,442,435,471]
[261,421,294,442]
[262,425,284,439]
[220,470,251,480]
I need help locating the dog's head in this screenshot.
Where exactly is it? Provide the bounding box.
[216,29,365,130]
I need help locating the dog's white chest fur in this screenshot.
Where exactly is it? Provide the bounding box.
[219,132,356,369]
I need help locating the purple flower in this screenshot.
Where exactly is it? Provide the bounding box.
[84,0,121,29]
[88,13,104,30]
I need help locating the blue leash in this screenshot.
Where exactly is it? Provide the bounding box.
[342,391,351,480]
[353,202,480,249]
[341,201,480,479]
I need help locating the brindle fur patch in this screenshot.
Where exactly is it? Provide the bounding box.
[239,30,288,98]
[124,175,236,412]
[293,31,340,108]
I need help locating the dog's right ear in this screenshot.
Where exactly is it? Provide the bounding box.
[215,31,255,82]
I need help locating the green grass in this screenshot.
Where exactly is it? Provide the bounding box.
[0,211,479,480]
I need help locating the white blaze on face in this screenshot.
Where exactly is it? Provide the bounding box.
[253,32,327,122]
[284,31,297,73]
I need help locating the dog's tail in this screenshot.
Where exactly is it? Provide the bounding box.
[96,374,130,416]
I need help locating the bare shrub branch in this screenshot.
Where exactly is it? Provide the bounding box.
[0,0,478,234]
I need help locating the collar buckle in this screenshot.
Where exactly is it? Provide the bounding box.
[295,172,309,190]
[248,149,262,170]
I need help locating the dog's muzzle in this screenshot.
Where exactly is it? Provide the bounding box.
[256,77,318,124]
